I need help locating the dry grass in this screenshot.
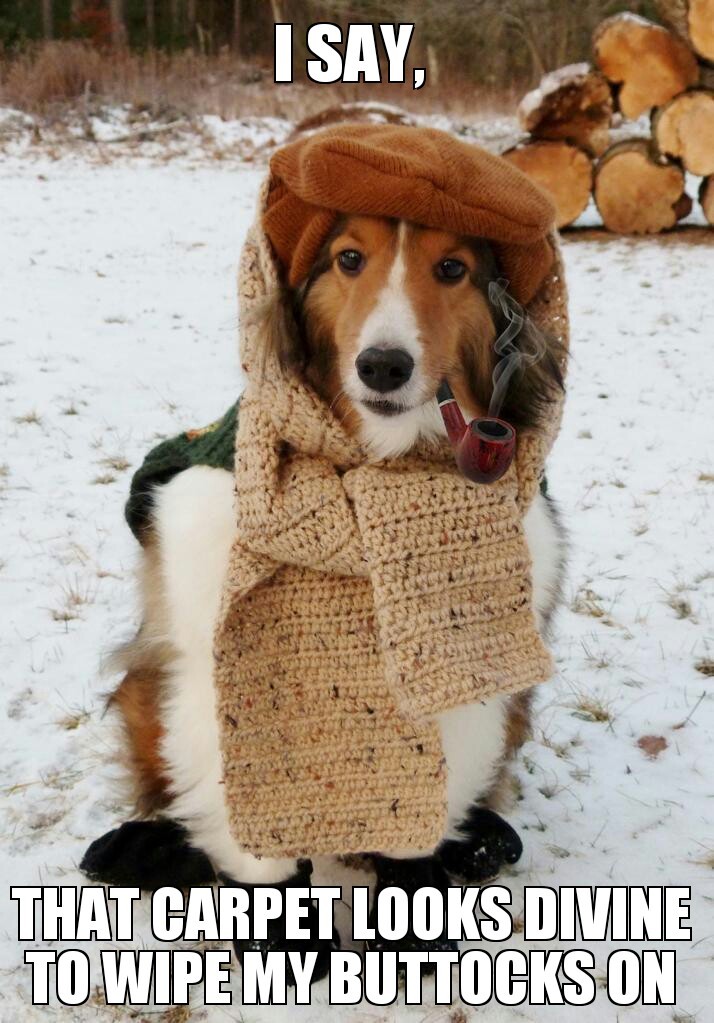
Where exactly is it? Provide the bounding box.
[13,410,42,425]
[694,657,714,677]
[100,454,130,472]
[571,586,608,620]
[569,695,613,723]
[0,40,518,122]
[50,576,96,622]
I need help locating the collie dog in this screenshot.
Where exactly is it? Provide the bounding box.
[85,214,565,961]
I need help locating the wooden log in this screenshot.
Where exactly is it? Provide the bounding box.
[655,0,714,62]
[653,89,714,175]
[503,141,593,229]
[594,139,691,232]
[518,62,613,155]
[594,13,699,119]
[700,177,714,224]
[290,102,415,140]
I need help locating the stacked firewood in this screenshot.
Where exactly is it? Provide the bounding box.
[504,2,714,232]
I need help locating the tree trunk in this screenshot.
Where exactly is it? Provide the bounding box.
[426,45,440,88]
[518,62,613,156]
[699,176,714,224]
[187,0,197,37]
[503,141,593,229]
[109,0,127,48]
[594,13,699,119]
[655,0,714,62]
[232,0,241,54]
[42,0,53,39]
[653,89,714,175]
[594,139,691,233]
[69,0,82,29]
[146,0,155,48]
[170,0,181,43]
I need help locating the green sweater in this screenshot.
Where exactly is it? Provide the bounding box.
[125,397,548,542]
[125,401,239,542]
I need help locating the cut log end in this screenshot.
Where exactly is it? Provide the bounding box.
[290,102,415,139]
[654,90,714,176]
[700,177,714,224]
[689,0,714,61]
[517,63,613,155]
[594,13,699,120]
[503,141,593,229]
[594,140,689,233]
[657,0,714,62]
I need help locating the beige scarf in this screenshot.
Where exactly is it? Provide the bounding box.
[213,185,569,859]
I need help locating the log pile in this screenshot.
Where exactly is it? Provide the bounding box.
[509,6,714,233]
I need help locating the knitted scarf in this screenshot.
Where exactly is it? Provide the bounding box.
[213,183,569,860]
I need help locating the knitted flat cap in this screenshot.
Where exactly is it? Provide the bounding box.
[263,124,557,304]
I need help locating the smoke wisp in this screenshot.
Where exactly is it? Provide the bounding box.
[487,277,547,418]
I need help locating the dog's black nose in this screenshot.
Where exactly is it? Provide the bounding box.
[355,347,414,393]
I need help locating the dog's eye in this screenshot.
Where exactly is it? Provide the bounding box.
[337,249,365,275]
[437,258,467,282]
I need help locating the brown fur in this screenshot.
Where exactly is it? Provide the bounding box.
[110,537,174,815]
[110,664,171,815]
[484,690,535,811]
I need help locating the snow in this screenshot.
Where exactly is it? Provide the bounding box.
[1,145,713,1023]
[518,62,594,123]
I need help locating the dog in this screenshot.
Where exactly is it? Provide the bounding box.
[83,213,566,971]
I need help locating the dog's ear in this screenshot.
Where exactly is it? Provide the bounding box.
[253,285,308,379]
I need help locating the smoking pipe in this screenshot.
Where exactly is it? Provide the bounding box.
[436,380,516,484]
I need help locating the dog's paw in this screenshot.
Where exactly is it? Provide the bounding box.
[438,807,523,883]
[366,855,458,964]
[221,864,340,985]
[80,819,215,890]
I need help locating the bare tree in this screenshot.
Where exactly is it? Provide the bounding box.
[170,0,182,43]
[42,0,53,39]
[146,0,156,48]
[233,0,242,53]
[187,0,197,40]
[109,0,127,47]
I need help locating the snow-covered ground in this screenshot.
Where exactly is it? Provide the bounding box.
[1,145,712,1023]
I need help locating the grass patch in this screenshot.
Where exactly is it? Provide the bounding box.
[566,680,615,723]
[14,410,42,425]
[571,587,607,620]
[666,595,695,621]
[100,454,131,473]
[51,607,79,623]
[91,473,117,485]
[695,658,714,678]
[51,577,96,622]
[57,708,90,731]
[580,639,616,671]
[693,849,714,870]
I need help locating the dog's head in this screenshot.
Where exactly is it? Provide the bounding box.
[264,215,564,460]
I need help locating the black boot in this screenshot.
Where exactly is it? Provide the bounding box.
[219,859,340,986]
[366,854,458,963]
[438,807,523,883]
[80,819,215,890]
